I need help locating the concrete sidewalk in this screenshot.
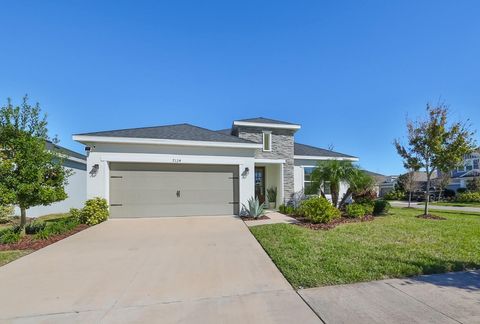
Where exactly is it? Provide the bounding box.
[244,211,299,227]
[299,270,480,324]
[390,201,480,213]
[0,216,320,323]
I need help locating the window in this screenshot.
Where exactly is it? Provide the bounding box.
[262,131,272,151]
[303,167,320,195]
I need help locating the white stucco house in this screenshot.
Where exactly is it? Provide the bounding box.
[73,117,358,218]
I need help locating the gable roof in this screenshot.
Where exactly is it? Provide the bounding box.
[234,117,298,125]
[294,142,358,159]
[76,123,256,144]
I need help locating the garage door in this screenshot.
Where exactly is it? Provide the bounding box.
[109,163,239,218]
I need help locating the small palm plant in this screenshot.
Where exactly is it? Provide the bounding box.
[242,197,266,219]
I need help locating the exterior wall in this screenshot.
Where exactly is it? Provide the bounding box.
[237,126,296,202]
[16,163,87,218]
[84,142,256,214]
[293,159,350,204]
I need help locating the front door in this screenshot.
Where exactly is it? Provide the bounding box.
[255,167,266,203]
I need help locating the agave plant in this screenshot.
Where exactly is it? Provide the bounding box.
[242,197,266,219]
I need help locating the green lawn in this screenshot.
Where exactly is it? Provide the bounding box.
[250,207,480,288]
[0,250,32,267]
[419,202,480,208]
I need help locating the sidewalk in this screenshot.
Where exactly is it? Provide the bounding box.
[390,201,480,213]
[244,211,299,227]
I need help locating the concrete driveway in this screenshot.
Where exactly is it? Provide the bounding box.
[300,270,480,323]
[0,216,319,323]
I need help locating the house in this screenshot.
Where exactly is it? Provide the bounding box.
[447,149,480,191]
[362,171,398,197]
[15,141,87,217]
[73,117,357,218]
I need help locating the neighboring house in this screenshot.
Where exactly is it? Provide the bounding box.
[362,171,398,197]
[73,117,358,218]
[14,141,87,218]
[447,149,480,191]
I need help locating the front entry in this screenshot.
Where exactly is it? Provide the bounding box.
[255,167,266,203]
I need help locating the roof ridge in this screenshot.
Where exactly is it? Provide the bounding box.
[183,124,257,144]
[75,123,190,136]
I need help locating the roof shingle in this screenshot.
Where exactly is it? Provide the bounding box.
[294,142,357,159]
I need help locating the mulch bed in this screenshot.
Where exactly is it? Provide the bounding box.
[295,215,375,230]
[0,224,89,251]
[241,215,271,221]
[416,214,447,220]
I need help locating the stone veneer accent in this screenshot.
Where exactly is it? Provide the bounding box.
[236,126,296,201]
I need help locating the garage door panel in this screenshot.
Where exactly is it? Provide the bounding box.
[109,163,239,218]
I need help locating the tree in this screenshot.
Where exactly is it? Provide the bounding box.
[434,171,451,200]
[338,170,375,208]
[397,170,419,208]
[310,160,359,207]
[395,103,476,215]
[0,96,70,229]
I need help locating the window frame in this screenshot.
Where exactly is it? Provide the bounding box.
[262,131,272,152]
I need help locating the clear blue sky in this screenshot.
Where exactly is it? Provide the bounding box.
[1,1,479,175]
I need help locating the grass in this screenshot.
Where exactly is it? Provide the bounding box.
[0,250,32,267]
[419,201,480,208]
[250,207,480,288]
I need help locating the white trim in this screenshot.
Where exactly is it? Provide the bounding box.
[65,156,87,164]
[254,158,285,164]
[233,121,301,130]
[98,152,248,165]
[73,135,262,149]
[262,131,272,152]
[294,155,359,161]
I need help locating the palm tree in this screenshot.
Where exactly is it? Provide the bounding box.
[338,170,375,208]
[310,160,358,207]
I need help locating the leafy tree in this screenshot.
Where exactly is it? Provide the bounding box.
[311,160,364,207]
[0,96,70,229]
[466,177,480,192]
[434,171,452,200]
[395,103,476,215]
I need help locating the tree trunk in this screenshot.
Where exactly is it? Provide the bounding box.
[338,188,352,209]
[20,207,27,234]
[408,191,412,208]
[424,177,431,216]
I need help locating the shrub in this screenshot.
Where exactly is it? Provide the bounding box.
[362,202,374,215]
[345,203,366,218]
[383,190,405,200]
[0,229,21,244]
[353,189,377,204]
[69,208,82,221]
[298,197,341,224]
[35,230,51,240]
[456,192,480,203]
[34,217,80,240]
[373,199,391,215]
[242,197,266,219]
[278,204,296,215]
[25,221,47,235]
[79,198,109,225]
[443,189,456,198]
[457,188,468,194]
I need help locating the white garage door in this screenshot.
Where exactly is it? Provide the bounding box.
[109,163,239,218]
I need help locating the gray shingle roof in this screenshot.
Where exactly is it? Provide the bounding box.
[77,123,256,144]
[235,117,299,125]
[294,142,357,159]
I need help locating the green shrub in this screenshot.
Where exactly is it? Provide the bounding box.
[69,208,82,221]
[362,202,374,215]
[25,221,47,235]
[345,203,366,218]
[0,230,21,244]
[278,204,296,215]
[34,217,79,240]
[79,198,109,225]
[242,197,266,219]
[35,230,51,240]
[456,192,480,203]
[298,197,341,224]
[373,199,391,215]
[383,190,405,200]
[457,188,468,194]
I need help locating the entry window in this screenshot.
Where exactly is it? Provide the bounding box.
[263,131,272,152]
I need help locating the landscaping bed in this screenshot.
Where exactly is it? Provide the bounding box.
[0,224,89,251]
[250,207,480,288]
[294,214,374,230]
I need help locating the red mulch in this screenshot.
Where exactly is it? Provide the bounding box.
[241,215,271,221]
[295,215,375,230]
[0,224,89,251]
[416,214,447,220]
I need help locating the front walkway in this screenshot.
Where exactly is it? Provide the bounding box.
[0,216,319,323]
[244,211,299,227]
[299,270,480,323]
